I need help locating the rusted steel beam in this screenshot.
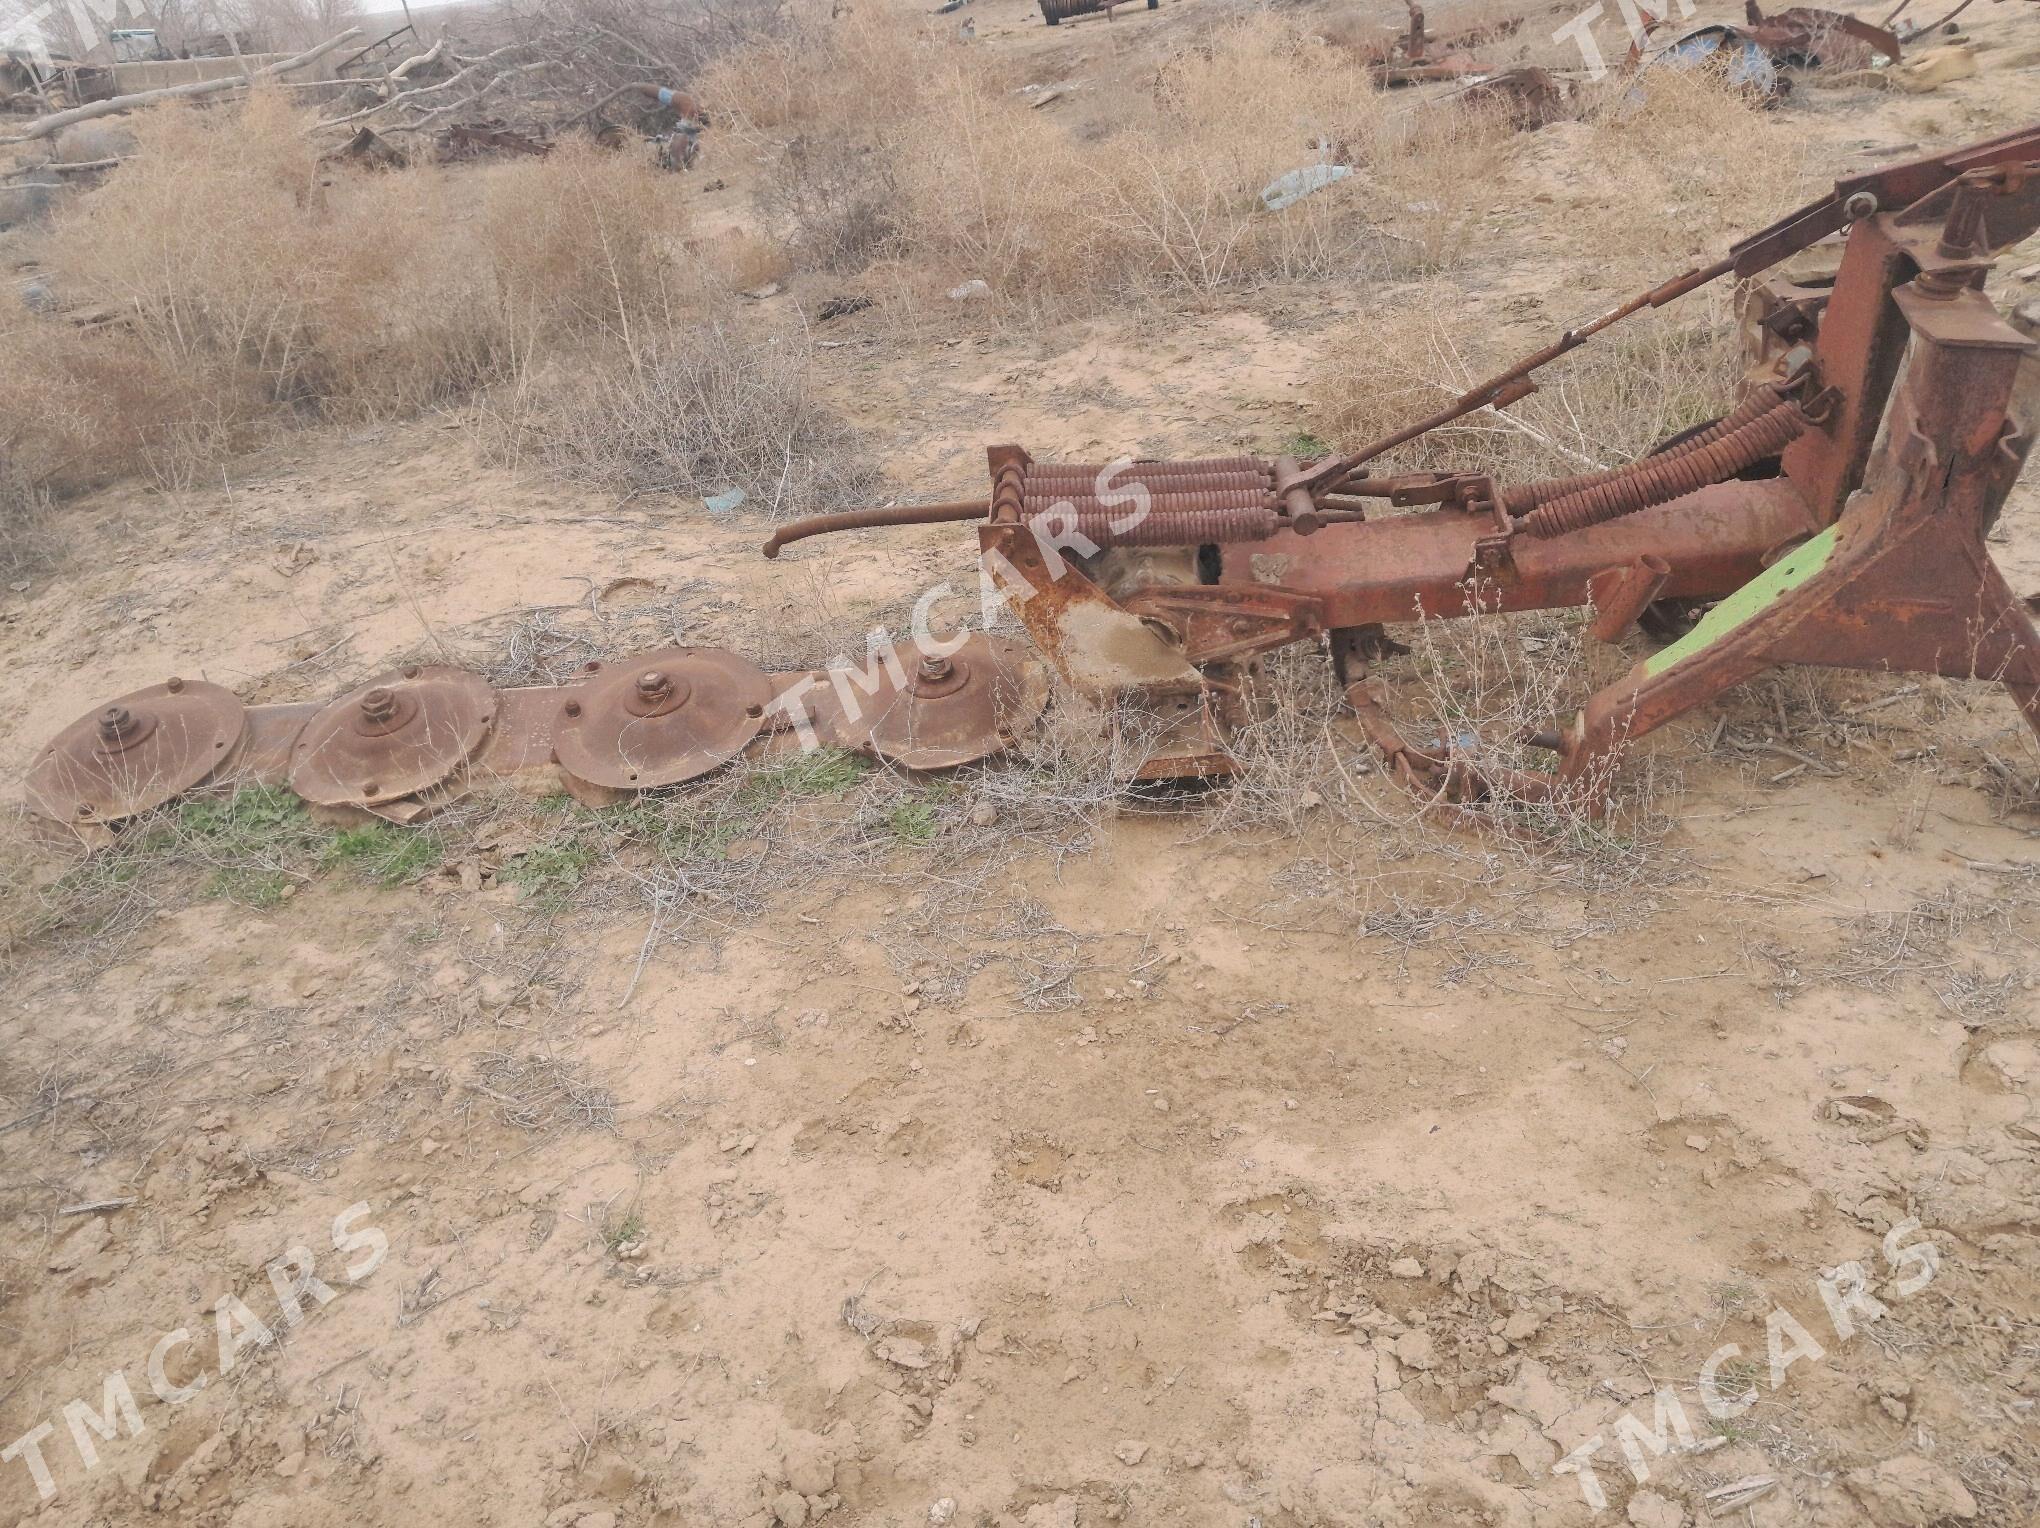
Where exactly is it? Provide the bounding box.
[1213,479,1819,629]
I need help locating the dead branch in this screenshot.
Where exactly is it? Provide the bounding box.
[370,64,557,137]
[311,42,545,132]
[388,39,446,82]
[0,30,363,146]
[1,157,124,178]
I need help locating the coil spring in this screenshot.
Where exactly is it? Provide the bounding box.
[1023,486,1273,516]
[1019,458,1278,546]
[1023,456,1270,486]
[1028,504,1282,546]
[1502,385,1784,516]
[1516,400,1810,539]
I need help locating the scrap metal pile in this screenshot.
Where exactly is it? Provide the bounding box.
[1036,0,1158,25]
[1363,0,1529,84]
[22,127,2040,840]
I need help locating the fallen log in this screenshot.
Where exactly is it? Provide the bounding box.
[0,29,362,145]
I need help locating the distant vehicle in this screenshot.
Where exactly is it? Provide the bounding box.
[107,28,168,63]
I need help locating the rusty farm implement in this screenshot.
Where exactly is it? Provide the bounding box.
[22,126,2040,839]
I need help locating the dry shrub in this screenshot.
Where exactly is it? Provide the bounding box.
[1206,652,1358,837]
[1,92,699,489]
[698,4,927,136]
[1550,68,1821,267]
[1309,286,1743,480]
[1398,585,1679,850]
[759,134,904,275]
[498,0,796,96]
[0,452,56,579]
[474,140,696,358]
[1208,619,1674,859]
[503,321,879,517]
[710,8,1508,309]
[0,322,238,494]
[1343,98,1521,276]
[702,229,794,293]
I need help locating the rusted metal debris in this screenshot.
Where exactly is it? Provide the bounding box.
[23,639,1051,836]
[25,678,244,826]
[290,666,497,812]
[1638,2,1901,95]
[325,125,408,170]
[1037,0,1158,24]
[820,635,1051,771]
[1444,66,1571,130]
[1741,2,1903,67]
[435,121,551,162]
[1368,0,1526,85]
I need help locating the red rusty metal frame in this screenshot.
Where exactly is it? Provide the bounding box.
[760,127,2040,813]
[36,134,2039,836]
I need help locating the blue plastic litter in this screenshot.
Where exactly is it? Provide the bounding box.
[1643,27,1781,98]
[1260,164,1353,213]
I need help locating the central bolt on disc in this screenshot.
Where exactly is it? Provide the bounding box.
[27,679,246,826]
[552,646,772,794]
[290,666,497,808]
[824,635,1048,771]
[625,669,695,717]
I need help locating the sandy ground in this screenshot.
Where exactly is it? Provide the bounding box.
[3,3,2040,1527]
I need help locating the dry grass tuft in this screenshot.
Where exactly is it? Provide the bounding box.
[1310,289,1744,480]
[1553,68,1822,266]
[495,319,880,518]
[710,9,1511,310]
[2,93,700,490]
[0,452,57,580]
[1397,583,1679,851]
[1206,625,1676,868]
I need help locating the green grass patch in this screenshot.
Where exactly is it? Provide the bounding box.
[887,799,939,846]
[605,1209,646,1251]
[598,799,748,859]
[176,785,323,857]
[323,823,443,886]
[504,838,600,907]
[202,866,293,908]
[742,748,870,805]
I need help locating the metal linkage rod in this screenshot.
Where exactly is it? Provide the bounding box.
[1322,255,1739,485]
[762,500,990,558]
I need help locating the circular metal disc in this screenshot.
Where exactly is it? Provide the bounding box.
[289,666,496,808]
[827,635,1049,770]
[25,678,246,825]
[552,646,772,791]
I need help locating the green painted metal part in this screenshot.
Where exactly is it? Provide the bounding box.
[1640,525,1839,678]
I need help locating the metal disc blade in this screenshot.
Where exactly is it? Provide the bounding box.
[25,678,245,826]
[552,646,772,791]
[289,666,497,808]
[829,635,1049,770]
